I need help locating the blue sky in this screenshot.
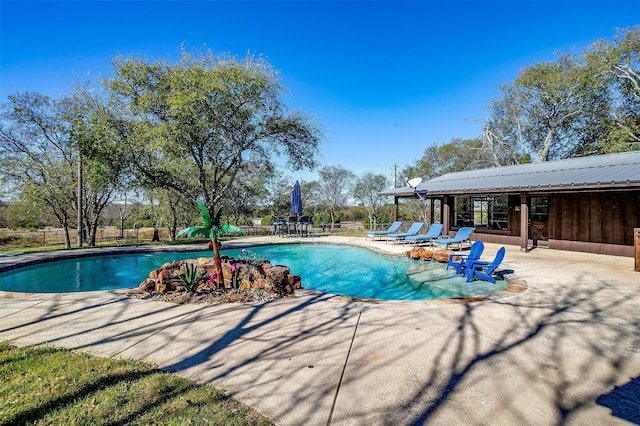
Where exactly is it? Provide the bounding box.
[1,1,636,183]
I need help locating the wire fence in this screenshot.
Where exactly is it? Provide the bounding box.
[1,221,381,249]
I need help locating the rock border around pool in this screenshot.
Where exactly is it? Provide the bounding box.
[138,255,301,297]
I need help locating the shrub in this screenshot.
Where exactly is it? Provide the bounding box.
[174,263,200,293]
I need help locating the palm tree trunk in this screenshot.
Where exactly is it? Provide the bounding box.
[212,234,223,287]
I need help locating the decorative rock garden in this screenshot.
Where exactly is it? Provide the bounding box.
[138,255,301,298]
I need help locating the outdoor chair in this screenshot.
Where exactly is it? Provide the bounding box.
[446,240,484,274]
[385,222,424,244]
[272,216,289,237]
[366,221,403,240]
[433,227,475,250]
[295,216,313,237]
[465,246,506,284]
[404,223,444,246]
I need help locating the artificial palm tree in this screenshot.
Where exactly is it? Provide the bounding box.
[177,200,244,287]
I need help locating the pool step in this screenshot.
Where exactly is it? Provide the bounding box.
[405,263,504,298]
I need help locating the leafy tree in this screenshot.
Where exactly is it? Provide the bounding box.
[143,188,196,241]
[224,162,269,225]
[486,53,611,162]
[262,170,293,216]
[399,138,488,184]
[67,84,130,246]
[484,27,640,161]
[0,92,78,247]
[301,180,322,220]
[317,165,355,230]
[107,48,322,223]
[584,26,640,152]
[0,86,128,247]
[112,189,141,238]
[353,172,390,230]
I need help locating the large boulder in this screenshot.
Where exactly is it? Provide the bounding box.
[155,269,178,293]
[419,250,433,260]
[264,265,293,296]
[433,250,457,262]
[407,247,434,261]
[139,278,155,292]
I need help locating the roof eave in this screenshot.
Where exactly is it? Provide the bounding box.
[383,181,640,197]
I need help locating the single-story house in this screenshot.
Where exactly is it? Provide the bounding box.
[380,151,640,256]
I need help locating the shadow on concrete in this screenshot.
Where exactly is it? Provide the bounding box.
[597,376,640,424]
[391,275,640,425]
[2,269,639,425]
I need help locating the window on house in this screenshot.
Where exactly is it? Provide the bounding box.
[474,199,489,226]
[423,199,442,225]
[455,197,472,226]
[490,196,508,230]
[530,197,549,222]
[454,195,508,229]
[433,199,441,223]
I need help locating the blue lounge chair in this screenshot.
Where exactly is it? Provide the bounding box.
[465,247,506,283]
[386,222,424,244]
[366,221,403,240]
[433,227,475,250]
[447,240,484,274]
[405,223,444,246]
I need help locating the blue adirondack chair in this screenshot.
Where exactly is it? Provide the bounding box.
[447,240,485,274]
[465,247,506,283]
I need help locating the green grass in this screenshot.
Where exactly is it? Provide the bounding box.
[0,341,272,425]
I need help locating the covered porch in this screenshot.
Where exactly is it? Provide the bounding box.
[381,151,640,257]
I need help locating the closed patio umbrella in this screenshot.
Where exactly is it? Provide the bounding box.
[291,180,303,216]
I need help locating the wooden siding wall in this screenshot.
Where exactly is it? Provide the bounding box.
[548,191,640,246]
[507,195,521,236]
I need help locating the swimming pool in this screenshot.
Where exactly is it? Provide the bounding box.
[0,244,507,300]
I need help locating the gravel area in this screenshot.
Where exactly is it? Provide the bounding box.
[126,288,286,305]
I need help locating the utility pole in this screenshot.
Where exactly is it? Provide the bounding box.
[77,156,83,248]
[393,163,397,188]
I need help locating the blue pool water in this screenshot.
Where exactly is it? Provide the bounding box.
[0,244,507,300]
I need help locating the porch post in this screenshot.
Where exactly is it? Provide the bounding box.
[520,193,529,252]
[634,228,639,272]
[393,196,399,222]
[443,196,451,236]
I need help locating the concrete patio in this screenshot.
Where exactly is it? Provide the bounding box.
[1,236,639,425]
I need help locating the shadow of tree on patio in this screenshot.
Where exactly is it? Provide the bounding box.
[390,276,640,425]
[2,270,639,425]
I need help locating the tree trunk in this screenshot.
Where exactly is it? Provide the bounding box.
[120,218,125,238]
[152,228,160,242]
[63,224,71,249]
[58,213,72,249]
[537,128,556,162]
[84,217,98,247]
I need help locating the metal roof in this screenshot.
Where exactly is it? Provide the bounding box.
[380,151,640,197]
